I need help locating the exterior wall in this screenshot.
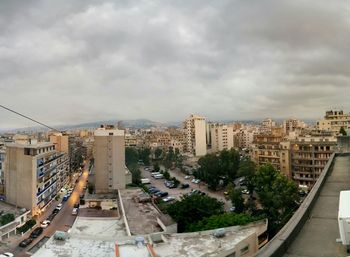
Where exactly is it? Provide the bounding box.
[317,110,350,135]
[4,143,69,215]
[49,134,69,154]
[93,127,127,193]
[210,124,234,153]
[4,147,34,212]
[184,115,207,157]
[290,139,336,188]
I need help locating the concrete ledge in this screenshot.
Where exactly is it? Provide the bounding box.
[253,153,336,257]
[118,189,131,236]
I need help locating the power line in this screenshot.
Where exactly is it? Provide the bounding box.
[0,104,61,132]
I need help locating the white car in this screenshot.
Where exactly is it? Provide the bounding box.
[0,253,14,257]
[72,208,78,215]
[56,203,63,210]
[40,220,51,228]
[184,176,190,180]
[163,196,175,202]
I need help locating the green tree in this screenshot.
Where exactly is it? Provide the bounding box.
[219,148,240,182]
[138,148,151,165]
[154,148,163,159]
[125,147,139,166]
[167,194,224,232]
[340,126,347,136]
[198,154,222,190]
[154,163,160,172]
[188,213,255,232]
[253,164,299,235]
[238,158,257,194]
[227,183,245,213]
[129,164,141,185]
[163,170,171,180]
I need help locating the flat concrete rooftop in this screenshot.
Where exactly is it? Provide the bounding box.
[283,155,350,257]
[120,189,162,235]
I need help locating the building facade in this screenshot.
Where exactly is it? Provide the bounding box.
[183,115,207,156]
[290,135,337,188]
[93,126,131,193]
[317,110,350,135]
[209,123,234,152]
[4,142,69,215]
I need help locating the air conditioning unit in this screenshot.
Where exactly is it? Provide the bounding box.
[213,228,226,238]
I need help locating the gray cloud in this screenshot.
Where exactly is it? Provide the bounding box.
[1,0,350,129]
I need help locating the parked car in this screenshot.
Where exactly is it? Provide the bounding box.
[30,227,43,238]
[0,252,14,257]
[74,203,80,209]
[184,175,190,180]
[19,238,33,248]
[62,195,69,201]
[229,206,236,212]
[40,220,51,228]
[180,183,190,189]
[163,196,175,203]
[155,191,169,197]
[56,203,63,210]
[47,213,56,221]
[79,194,84,199]
[72,208,78,215]
[52,208,60,214]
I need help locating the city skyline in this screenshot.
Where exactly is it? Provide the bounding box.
[1,0,350,129]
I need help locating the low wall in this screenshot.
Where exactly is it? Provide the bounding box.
[117,190,131,236]
[253,153,336,257]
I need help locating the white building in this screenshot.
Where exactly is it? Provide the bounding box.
[183,115,207,157]
[209,123,234,152]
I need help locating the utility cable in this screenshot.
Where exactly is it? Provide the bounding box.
[0,104,61,132]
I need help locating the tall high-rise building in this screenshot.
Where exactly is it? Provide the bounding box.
[209,123,234,152]
[93,125,131,193]
[183,115,207,156]
[283,118,306,135]
[4,142,69,215]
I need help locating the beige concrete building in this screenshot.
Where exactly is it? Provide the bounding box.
[4,142,69,215]
[183,115,207,156]
[317,109,350,135]
[49,132,69,154]
[290,134,337,188]
[283,118,306,135]
[209,123,234,152]
[93,126,131,193]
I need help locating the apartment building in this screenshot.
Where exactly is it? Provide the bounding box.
[251,129,288,176]
[209,123,234,152]
[49,132,69,154]
[234,128,256,149]
[283,118,306,135]
[290,134,337,188]
[260,118,276,134]
[93,125,131,193]
[125,133,137,147]
[0,146,5,194]
[183,115,207,156]
[4,141,69,215]
[317,110,350,135]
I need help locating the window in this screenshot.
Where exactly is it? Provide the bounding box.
[240,245,249,255]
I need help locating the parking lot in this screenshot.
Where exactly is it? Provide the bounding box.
[140,166,231,210]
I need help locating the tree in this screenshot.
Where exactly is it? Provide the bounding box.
[154,163,160,173]
[188,213,255,232]
[163,170,171,180]
[138,148,151,165]
[154,148,163,159]
[219,148,240,182]
[238,158,257,194]
[130,164,141,185]
[167,194,224,232]
[198,154,222,190]
[125,147,139,166]
[340,126,347,136]
[253,164,299,235]
[227,183,245,213]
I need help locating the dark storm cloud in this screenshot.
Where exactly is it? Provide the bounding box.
[1,0,350,129]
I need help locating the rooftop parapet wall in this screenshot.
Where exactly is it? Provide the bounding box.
[337,136,350,153]
[253,152,336,257]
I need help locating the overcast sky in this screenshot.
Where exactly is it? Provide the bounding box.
[1,0,350,129]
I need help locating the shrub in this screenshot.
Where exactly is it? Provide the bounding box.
[0,213,15,226]
[16,219,36,233]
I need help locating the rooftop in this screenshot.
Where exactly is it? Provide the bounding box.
[5,141,53,149]
[119,189,163,235]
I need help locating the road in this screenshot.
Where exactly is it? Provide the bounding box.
[141,166,231,210]
[8,168,89,257]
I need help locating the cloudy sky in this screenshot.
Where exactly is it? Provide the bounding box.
[1,0,350,129]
